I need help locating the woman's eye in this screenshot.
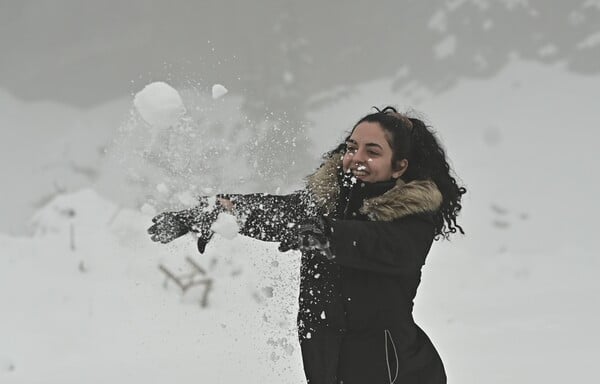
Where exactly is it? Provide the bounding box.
[368,150,380,156]
[347,147,358,154]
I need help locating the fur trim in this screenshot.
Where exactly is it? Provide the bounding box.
[359,179,443,221]
[305,154,343,215]
[306,155,442,221]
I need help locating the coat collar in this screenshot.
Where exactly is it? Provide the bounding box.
[305,154,443,221]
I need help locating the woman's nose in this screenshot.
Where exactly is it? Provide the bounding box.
[353,148,368,163]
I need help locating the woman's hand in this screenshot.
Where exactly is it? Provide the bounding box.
[148,199,226,249]
[297,217,334,259]
[148,196,234,249]
[278,216,334,260]
[217,198,234,211]
[147,211,190,243]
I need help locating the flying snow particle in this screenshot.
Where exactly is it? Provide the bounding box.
[212,84,228,99]
[320,311,326,319]
[133,81,185,128]
[210,212,239,239]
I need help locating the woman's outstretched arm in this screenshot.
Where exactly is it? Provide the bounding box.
[219,191,315,243]
[148,191,316,252]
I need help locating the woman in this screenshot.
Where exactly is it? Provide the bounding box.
[148,106,466,383]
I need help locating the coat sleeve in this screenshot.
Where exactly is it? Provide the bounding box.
[325,215,436,275]
[222,191,315,243]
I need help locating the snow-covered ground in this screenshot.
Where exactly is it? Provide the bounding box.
[1,58,599,383]
[1,188,304,383]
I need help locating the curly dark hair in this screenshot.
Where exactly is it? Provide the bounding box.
[338,106,467,240]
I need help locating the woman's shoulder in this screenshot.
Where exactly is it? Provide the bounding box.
[393,211,436,226]
[387,212,437,243]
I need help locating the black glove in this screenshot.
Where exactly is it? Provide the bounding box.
[147,211,190,244]
[278,223,301,252]
[279,217,334,260]
[147,200,223,248]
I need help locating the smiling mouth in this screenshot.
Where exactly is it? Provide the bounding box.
[352,169,369,177]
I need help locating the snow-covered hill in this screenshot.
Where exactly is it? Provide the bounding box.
[1,188,305,383]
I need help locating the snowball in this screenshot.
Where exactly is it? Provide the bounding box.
[133,81,185,128]
[210,212,239,239]
[212,84,228,99]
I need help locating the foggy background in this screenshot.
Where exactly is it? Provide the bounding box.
[2,0,599,234]
[1,1,599,383]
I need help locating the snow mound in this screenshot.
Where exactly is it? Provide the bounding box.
[211,84,228,99]
[30,188,118,235]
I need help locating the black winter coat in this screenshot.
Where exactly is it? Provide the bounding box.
[213,155,447,384]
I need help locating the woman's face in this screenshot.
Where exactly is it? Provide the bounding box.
[342,121,407,183]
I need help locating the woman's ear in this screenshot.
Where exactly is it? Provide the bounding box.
[392,159,408,179]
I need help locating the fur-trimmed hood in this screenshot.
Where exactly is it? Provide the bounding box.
[305,154,443,221]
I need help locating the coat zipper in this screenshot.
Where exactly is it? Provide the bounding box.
[385,329,399,384]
